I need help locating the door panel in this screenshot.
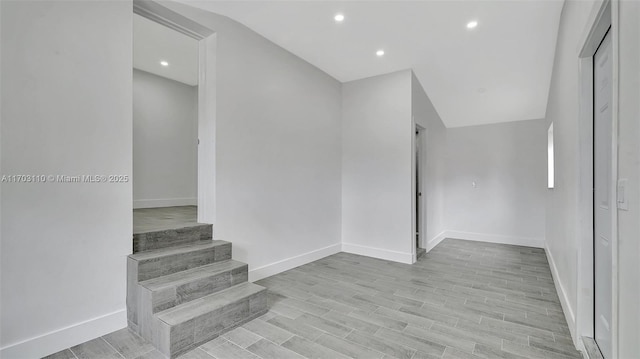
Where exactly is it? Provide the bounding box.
[594,29,612,359]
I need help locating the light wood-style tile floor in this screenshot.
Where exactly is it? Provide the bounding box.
[133,206,199,234]
[44,239,582,359]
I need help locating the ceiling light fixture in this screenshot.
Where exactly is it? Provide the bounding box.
[466,20,478,29]
[376,50,385,57]
[334,14,345,22]
[160,60,169,67]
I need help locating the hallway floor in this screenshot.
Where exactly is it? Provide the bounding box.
[44,239,581,359]
[133,206,198,234]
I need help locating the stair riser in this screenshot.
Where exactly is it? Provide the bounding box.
[151,265,248,314]
[127,258,140,326]
[156,292,267,358]
[137,265,248,340]
[133,225,212,253]
[136,243,232,282]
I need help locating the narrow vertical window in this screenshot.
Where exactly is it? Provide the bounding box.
[548,123,554,189]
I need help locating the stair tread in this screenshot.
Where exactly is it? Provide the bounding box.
[134,223,211,235]
[129,240,229,261]
[156,282,266,326]
[140,260,246,290]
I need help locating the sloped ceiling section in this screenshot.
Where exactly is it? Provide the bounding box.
[178,0,563,128]
[134,13,199,86]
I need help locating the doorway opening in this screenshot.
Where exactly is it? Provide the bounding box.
[593,27,613,359]
[415,126,426,259]
[576,1,616,357]
[131,0,217,239]
[132,12,199,233]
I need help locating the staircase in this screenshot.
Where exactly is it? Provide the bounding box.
[127,224,267,358]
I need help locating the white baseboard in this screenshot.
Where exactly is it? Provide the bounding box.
[133,198,197,209]
[341,243,413,264]
[545,241,577,342]
[426,231,448,252]
[576,337,588,359]
[0,309,126,359]
[249,243,341,282]
[445,230,545,248]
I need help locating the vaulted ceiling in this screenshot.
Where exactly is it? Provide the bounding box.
[161,1,564,128]
[134,13,199,86]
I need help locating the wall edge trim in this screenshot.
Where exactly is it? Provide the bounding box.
[341,243,413,264]
[426,230,448,252]
[545,241,577,342]
[444,230,545,248]
[248,243,342,282]
[133,198,197,209]
[0,309,127,359]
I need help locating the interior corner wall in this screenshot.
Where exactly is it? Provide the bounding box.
[0,1,132,358]
[341,70,414,263]
[411,72,447,251]
[162,2,343,281]
[443,119,547,248]
[133,69,197,209]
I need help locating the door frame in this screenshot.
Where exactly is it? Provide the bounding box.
[411,123,426,262]
[416,126,424,249]
[576,0,619,356]
[133,0,217,225]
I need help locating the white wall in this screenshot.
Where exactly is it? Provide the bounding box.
[544,2,594,336]
[615,1,640,356]
[0,1,132,357]
[133,69,197,209]
[545,0,640,355]
[411,73,447,251]
[444,120,547,248]
[2,1,633,357]
[341,70,414,263]
[163,2,343,281]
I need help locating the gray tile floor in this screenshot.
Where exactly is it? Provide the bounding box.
[44,239,582,359]
[133,206,199,234]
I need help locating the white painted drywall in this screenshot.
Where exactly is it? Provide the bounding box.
[0,1,132,357]
[162,2,343,279]
[341,70,414,263]
[545,1,640,355]
[444,119,547,248]
[133,69,197,208]
[411,72,447,250]
[543,0,596,338]
[615,1,640,356]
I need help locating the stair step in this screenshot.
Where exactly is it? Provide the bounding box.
[156,282,266,325]
[154,282,267,357]
[133,224,212,253]
[140,260,248,313]
[129,240,231,282]
[127,240,232,328]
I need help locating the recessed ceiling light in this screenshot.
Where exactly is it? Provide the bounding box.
[466,20,478,29]
[376,50,385,57]
[160,61,169,67]
[334,14,345,22]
